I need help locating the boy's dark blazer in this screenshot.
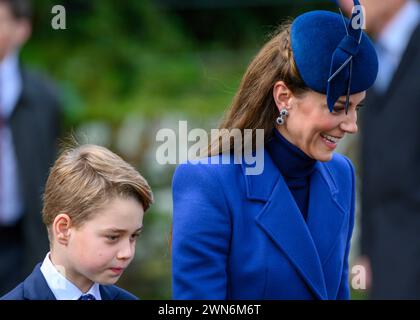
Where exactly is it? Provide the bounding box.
[0,264,138,300]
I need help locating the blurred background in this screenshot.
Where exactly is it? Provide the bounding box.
[10,0,415,299]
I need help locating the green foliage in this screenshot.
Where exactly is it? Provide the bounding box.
[23,1,336,126]
[23,0,249,128]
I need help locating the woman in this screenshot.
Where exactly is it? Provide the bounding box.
[171,1,378,300]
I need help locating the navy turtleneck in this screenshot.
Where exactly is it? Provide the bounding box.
[265,129,316,221]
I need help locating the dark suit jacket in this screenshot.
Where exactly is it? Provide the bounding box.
[0,264,138,300]
[360,22,420,299]
[8,66,61,276]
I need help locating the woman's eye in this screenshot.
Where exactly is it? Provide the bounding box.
[106,235,119,241]
[333,108,344,113]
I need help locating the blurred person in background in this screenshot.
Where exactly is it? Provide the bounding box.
[0,0,61,294]
[341,0,420,299]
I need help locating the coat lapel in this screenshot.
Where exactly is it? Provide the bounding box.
[254,173,328,300]
[384,23,420,100]
[23,264,56,300]
[306,162,346,266]
[99,285,118,300]
[243,150,345,299]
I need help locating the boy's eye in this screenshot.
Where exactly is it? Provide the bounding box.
[130,233,141,241]
[106,235,119,241]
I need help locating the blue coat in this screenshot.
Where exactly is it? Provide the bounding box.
[0,264,138,300]
[172,150,355,299]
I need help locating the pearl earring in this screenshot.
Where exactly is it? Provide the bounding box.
[276,108,289,125]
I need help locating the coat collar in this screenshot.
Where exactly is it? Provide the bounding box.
[99,285,118,300]
[22,263,117,300]
[243,148,338,201]
[385,22,420,99]
[23,264,56,300]
[242,148,281,202]
[242,149,346,299]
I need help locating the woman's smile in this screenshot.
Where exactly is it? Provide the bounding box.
[320,133,343,150]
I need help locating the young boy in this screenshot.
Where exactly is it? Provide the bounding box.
[1,144,153,300]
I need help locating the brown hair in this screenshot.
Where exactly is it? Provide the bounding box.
[208,21,309,156]
[0,0,32,20]
[42,144,153,233]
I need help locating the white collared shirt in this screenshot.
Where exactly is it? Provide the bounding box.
[0,52,23,225]
[374,0,420,93]
[40,253,102,300]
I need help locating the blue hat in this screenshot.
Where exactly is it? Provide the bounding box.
[290,0,378,112]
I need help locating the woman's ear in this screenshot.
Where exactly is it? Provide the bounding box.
[52,214,72,246]
[273,81,293,112]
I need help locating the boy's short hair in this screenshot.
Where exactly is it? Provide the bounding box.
[42,144,153,233]
[0,0,32,20]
